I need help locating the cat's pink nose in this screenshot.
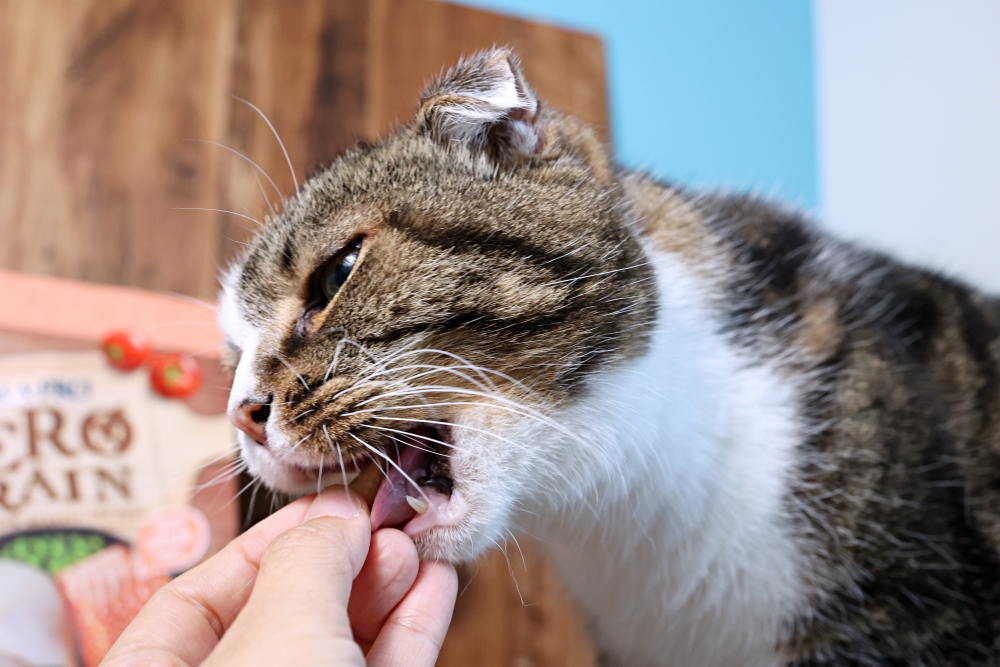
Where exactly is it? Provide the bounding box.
[231,401,270,446]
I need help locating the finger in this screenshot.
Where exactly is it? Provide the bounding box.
[104,493,319,666]
[103,488,365,667]
[200,492,372,667]
[366,561,458,667]
[348,529,419,651]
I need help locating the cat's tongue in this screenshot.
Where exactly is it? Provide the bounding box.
[369,446,431,531]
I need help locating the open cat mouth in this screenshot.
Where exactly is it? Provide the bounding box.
[279,424,462,535]
[358,425,457,532]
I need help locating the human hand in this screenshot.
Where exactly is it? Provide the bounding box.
[101,487,458,666]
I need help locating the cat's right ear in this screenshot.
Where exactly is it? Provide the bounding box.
[415,49,541,163]
[414,48,610,177]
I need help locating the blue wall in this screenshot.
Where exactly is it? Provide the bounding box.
[457,1,817,209]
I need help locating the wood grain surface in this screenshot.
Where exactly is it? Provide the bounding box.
[0,0,238,299]
[0,1,606,664]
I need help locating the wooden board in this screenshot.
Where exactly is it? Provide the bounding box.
[0,0,238,300]
[0,1,606,664]
[441,542,596,667]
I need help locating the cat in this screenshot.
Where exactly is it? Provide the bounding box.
[220,48,1000,666]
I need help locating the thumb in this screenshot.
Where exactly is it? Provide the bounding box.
[203,488,372,667]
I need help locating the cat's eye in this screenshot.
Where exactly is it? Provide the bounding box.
[319,239,362,303]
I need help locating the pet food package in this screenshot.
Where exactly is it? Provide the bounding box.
[0,270,239,667]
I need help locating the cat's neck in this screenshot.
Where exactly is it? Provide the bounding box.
[516,245,808,666]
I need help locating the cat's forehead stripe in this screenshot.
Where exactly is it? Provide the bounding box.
[383,210,599,276]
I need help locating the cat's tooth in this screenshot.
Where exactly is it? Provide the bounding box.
[406,495,429,515]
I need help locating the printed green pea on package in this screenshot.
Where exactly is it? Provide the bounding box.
[0,272,236,667]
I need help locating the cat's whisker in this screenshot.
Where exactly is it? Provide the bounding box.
[179,345,235,361]
[387,349,503,393]
[183,138,283,202]
[541,235,594,265]
[204,442,242,464]
[188,459,249,495]
[388,364,490,392]
[288,432,313,455]
[327,338,350,383]
[323,335,397,392]
[596,235,630,263]
[322,328,350,381]
[159,291,219,314]
[346,400,533,421]
[276,353,310,391]
[369,426,458,458]
[365,415,528,452]
[200,455,245,476]
[365,334,428,370]
[251,168,278,216]
[347,433,432,506]
[506,529,528,573]
[350,386,483,409]
[228,188,267,227]
[338,338,384,366]
[352,386,551,427]
[286,409,315,424]
[366,450,386,478]
[488,534,527,606]
[233,96,299,193]
[242,479,264,531]
[167,443,243,484]
[537,260,651,289]
[173,207,263,229]
[213,475,258,528]
[268,399,305,406]
[182,463,245,497]
[325,425,352,497]
[226,237,267,253]
[176,440,240,467]
[141,319,222,330]
[364,422,463,454]
[351,364,496,396]
[323,355,546,445]
[341,337,442,384]
[377,347,530,394]
[325,336,429,399]
[361,399,616,475]
[317,453,324,496]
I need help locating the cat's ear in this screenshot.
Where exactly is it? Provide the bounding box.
[415,48,612,178]
[414,49,545,163]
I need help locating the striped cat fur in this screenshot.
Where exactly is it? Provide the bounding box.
[221,49,1000,666]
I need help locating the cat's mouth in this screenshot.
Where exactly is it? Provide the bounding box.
[276,424,463,536]
[359,425,460,534]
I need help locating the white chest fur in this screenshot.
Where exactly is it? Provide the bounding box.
[515,251,808,667]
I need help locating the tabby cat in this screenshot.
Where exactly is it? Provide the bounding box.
[221,49,1000,666]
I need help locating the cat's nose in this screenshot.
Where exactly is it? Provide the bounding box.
[231,400,271,447]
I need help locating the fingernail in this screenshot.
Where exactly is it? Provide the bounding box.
[305,487,363,520]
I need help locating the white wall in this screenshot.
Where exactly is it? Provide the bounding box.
[816,0,1000,290]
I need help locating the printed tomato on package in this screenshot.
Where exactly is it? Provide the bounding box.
[0,271,241,667]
